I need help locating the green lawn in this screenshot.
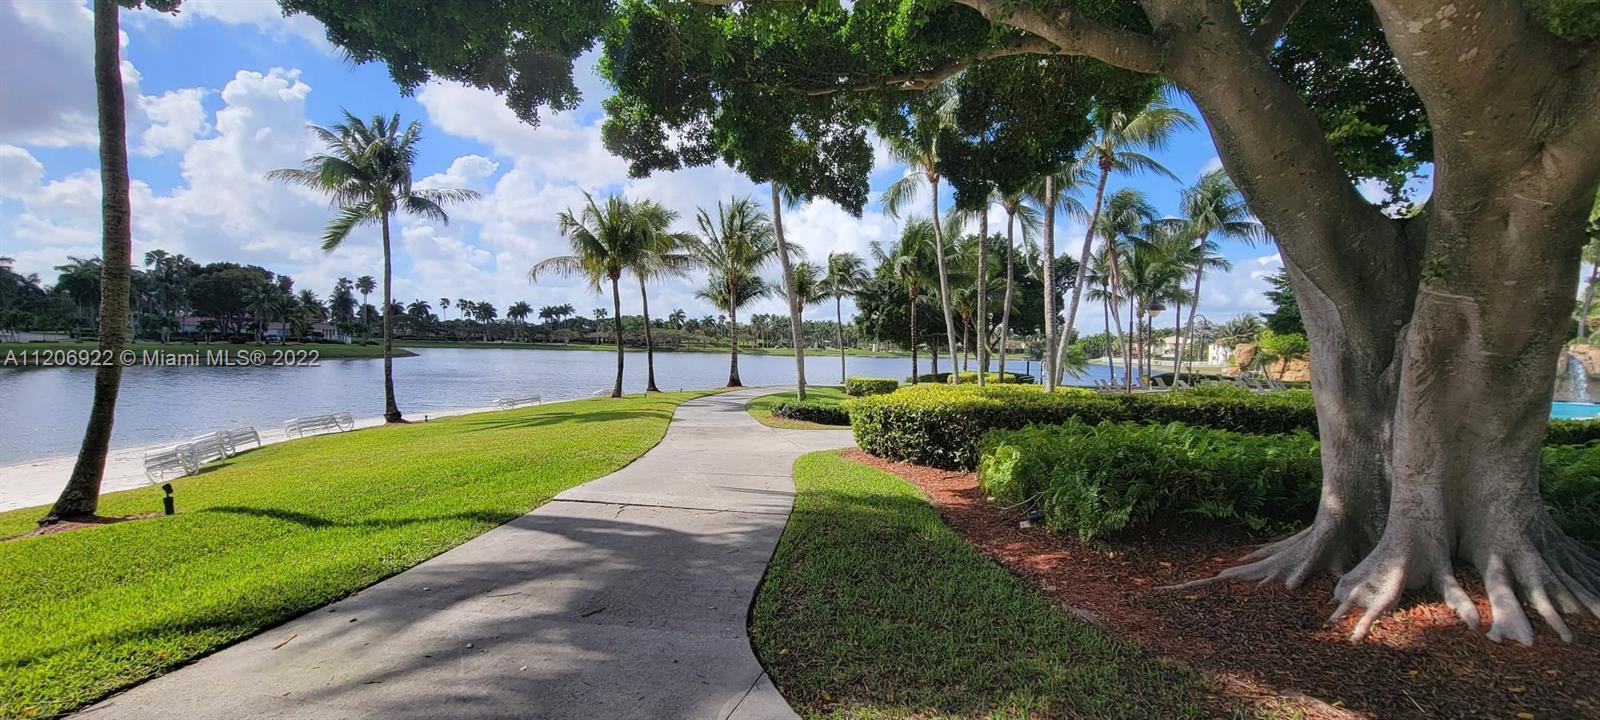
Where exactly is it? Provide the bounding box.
[746,386,848,429]
[0,392,705,719]
[0,341,408,364]
[750,451,1205,719]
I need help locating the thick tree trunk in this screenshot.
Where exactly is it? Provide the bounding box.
[381,215,402,421]
[908,291,919,383]
[1041,180,1058,390]
[836,297,847,382]
[998,208,1016,378]
[771,183,807,400]
[928,177,962,379]
[640,278,659,392]
[46,0,129,522]
[609,277,626,397]
[976,208,989,382]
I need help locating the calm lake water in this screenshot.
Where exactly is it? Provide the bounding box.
[0,347,1099,465]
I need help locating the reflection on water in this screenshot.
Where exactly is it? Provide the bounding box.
[0,347,1101,464]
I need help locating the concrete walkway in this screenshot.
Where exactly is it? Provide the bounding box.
[82,388,853,720]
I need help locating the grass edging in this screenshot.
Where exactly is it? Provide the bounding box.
[0,391,708,719]
[749,450,1204,718]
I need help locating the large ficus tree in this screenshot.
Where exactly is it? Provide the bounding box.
[280,0,1600,644]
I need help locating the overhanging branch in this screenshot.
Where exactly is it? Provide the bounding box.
[953,0,1164,74]
[755,37,1060,96]
[1250,0,1307,55]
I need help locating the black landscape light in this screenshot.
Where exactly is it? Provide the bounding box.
[162,483,175,516]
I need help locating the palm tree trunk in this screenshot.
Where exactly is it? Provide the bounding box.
[908,290,919,383]
[46,0,129,522]
[611,275,625,397]
[1124,295,1135,387]
[976,208,989,382]
[771,183,807,399]
[835,297,847,383]
[1579,263,1599,340]
[1041,178,1057,391]
[1103,299,1115,380]
[1055,167,1109,388]
[998,208,1016,380]
[379,214,403,421]
[1172,300,1184,380]
[727,294,742,387]
[928,177,961,382]
[640,278,659,392]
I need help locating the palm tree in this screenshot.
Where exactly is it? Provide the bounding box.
[355,275,376,338]
[46,0,138,522]
[1170,169,1260,381]
[1057,98,1194,387]
[668,308,687,329]
[881,85,962,378]
[530,193,647,398]
[994,190,1042,377]
[439,297,451,322]
[508,300,532,341]
[1094,188,1159,388]
[873,219,939,382]
[1027,159,1094,389]
[269,110,478,422]
[629,199,696,392]
[821,251,869,382]
[687,197,788,387]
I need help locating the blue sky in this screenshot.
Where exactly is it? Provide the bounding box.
[0,0,1290,335]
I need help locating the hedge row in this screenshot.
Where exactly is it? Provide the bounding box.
[978,420,1600,545]
[980,420,1323,541]
[771,399,850,426]
[848,383,1600,469]
[908,371,1035,385]
[843,377,899,397]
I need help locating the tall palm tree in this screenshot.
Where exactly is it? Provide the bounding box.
[629,199,696,392]
[668,308,687,329]
[1170,169,1260,381]
[881,85,962,377]
[1027,159,1094,389]
[355,275,376,338]
[46,0,144,522]
[507,300,532,341]
[786,261,829,352]
[531,193,647,398]
[1055,98,1193,387]
[873,218,939,382]
[821,251,869,382]
[269,111,477,422]
[768,182,814,399]
[1095,188,1159,388]
[688,197,789,387]
[994,190,1042,376]
[439,297,450,322]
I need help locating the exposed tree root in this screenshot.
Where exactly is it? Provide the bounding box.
[1171,520,1600,645]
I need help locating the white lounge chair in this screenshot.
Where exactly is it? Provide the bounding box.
[282,411,355,439]
[189,431,235,464]
[493,394,543,409]
[143,445,198,483]
[225,426,261,451]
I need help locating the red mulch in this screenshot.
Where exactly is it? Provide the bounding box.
[3,513,160,542]
[843,449,1600,720]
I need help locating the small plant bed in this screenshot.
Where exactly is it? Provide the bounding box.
[746,386,848,429]
[845,449,1600,720]
[751,451,1206,718]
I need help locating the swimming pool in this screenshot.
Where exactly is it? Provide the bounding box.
[1552,401,1600,420]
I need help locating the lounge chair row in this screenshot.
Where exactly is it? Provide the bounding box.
[493,394,543,409]
[142,426,262,483]
[283,411,355,439]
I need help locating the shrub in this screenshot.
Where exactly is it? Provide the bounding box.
[979,420,1323,542]
[1547,419,1600,447]
[844,377,900,397]
[847,384,1110,469]
[909,371,1035,384]
[1542,442,1600,547]
[771,400,850,426]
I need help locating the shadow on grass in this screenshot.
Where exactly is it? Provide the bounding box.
[200,505,516,530]
[458,408,674,433]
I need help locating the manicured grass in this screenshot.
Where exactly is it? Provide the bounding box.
[0,392,705,719]
[396,339,909,358]
[746,386,848,429]
[750,451,1205,719]
[0,341,409,364]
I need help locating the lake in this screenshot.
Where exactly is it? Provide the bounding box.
[0,346,1101,465]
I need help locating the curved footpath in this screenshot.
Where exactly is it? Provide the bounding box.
[81,388,854,720]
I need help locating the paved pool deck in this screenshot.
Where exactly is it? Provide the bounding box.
[79,387,854,719]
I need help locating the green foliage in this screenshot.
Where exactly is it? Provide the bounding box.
[746,386,848,430]
[1261,269,1305,335]
[911,371,1035,384]
[847,384,1319,470]
[1541,442,1600,548]
[843,377,899,396]
[0,392,705,717]
[751,451,1205,718]
[980,421,1324,542]
[771,399,850,426]
[1547,420,1600,447]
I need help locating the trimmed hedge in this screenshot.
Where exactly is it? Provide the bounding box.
[979,421,1600,546]
[980,420,1323,541]
[843,377,900,397]
[909,371,1036,385]
[850,382,1600,469]
[771,399,850,426]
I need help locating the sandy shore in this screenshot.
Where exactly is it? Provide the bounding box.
[0,403,507,513]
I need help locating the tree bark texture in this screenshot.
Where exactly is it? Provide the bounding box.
[1041,178,1058,390]
[771,183,807,400]
[929,177,963,380]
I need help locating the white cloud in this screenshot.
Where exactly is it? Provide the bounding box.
[0,0,106,146]
[136,87,209,155]
[418,155,499,194]
[138,0,329,49]
[0,145,44,198]
[1197,156,1223,178]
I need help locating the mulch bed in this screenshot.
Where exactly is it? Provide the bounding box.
[843,449,1600,720]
